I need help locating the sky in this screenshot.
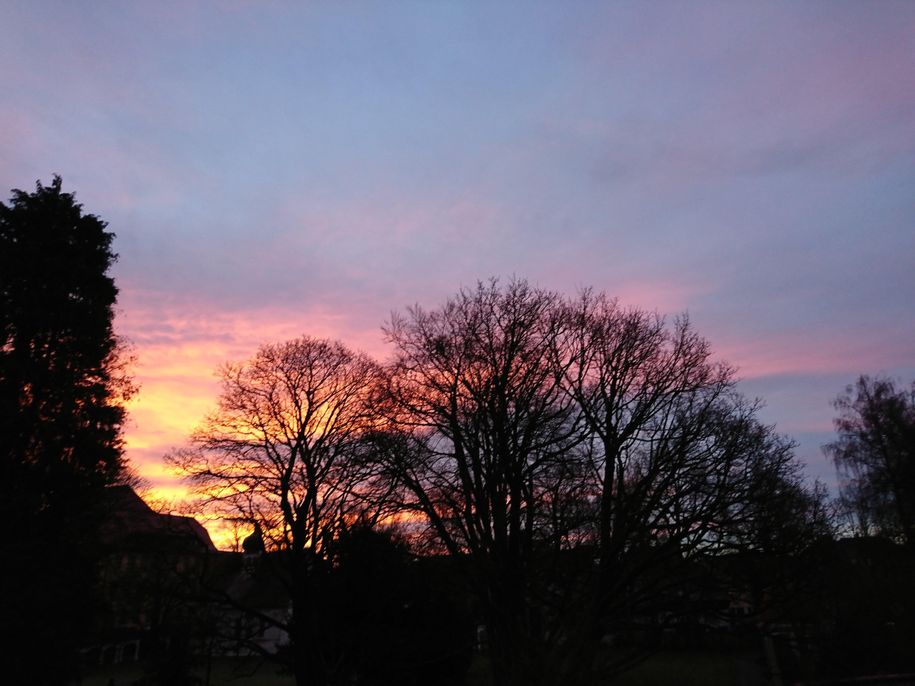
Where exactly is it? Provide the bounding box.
[2,1,914,532]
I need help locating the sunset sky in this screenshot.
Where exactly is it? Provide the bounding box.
[2,2,914,529]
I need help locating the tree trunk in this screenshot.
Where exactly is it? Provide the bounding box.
[484,568,554,686]
[292,581,327,686]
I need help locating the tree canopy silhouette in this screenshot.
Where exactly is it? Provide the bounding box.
[825,375,915,544]
[377,279,830,686]
[1,175,132,486]
[0,176,134,684]
[175,279,831,686]
[169,336,389,686]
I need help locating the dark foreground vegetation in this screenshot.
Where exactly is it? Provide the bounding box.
[3,178,914,685]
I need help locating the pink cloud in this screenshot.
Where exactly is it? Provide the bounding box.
[712,330,914,382]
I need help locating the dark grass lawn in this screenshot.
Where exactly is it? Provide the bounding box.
[81,657,294,686]
[82,649,766,685]
[460,649,767,685]
[609,650,768,686]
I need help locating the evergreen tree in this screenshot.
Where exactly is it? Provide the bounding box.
[0,176,133,684]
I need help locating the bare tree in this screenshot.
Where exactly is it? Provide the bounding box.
[379,281,829,685]
[381,279,582,686]
[171,285,829,686]
[555,290,831,681]
[169,336,386,686]
[824,375,915,544]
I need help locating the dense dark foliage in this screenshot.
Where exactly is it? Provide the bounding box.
[0,177,133,684]
[320,523,474,685]
[0,176,130,485]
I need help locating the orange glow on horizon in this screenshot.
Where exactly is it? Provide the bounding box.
[117,286,891,549]
[116,289,390,549]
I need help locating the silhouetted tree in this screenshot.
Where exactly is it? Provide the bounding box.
[379,280,828,685]
[824,375,915,544]
[169,337,388,686]
[0,176,134,684]
[548,290,830,682]
[381,280,581,686]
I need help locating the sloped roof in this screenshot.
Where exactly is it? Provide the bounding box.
[100,485,216,553]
